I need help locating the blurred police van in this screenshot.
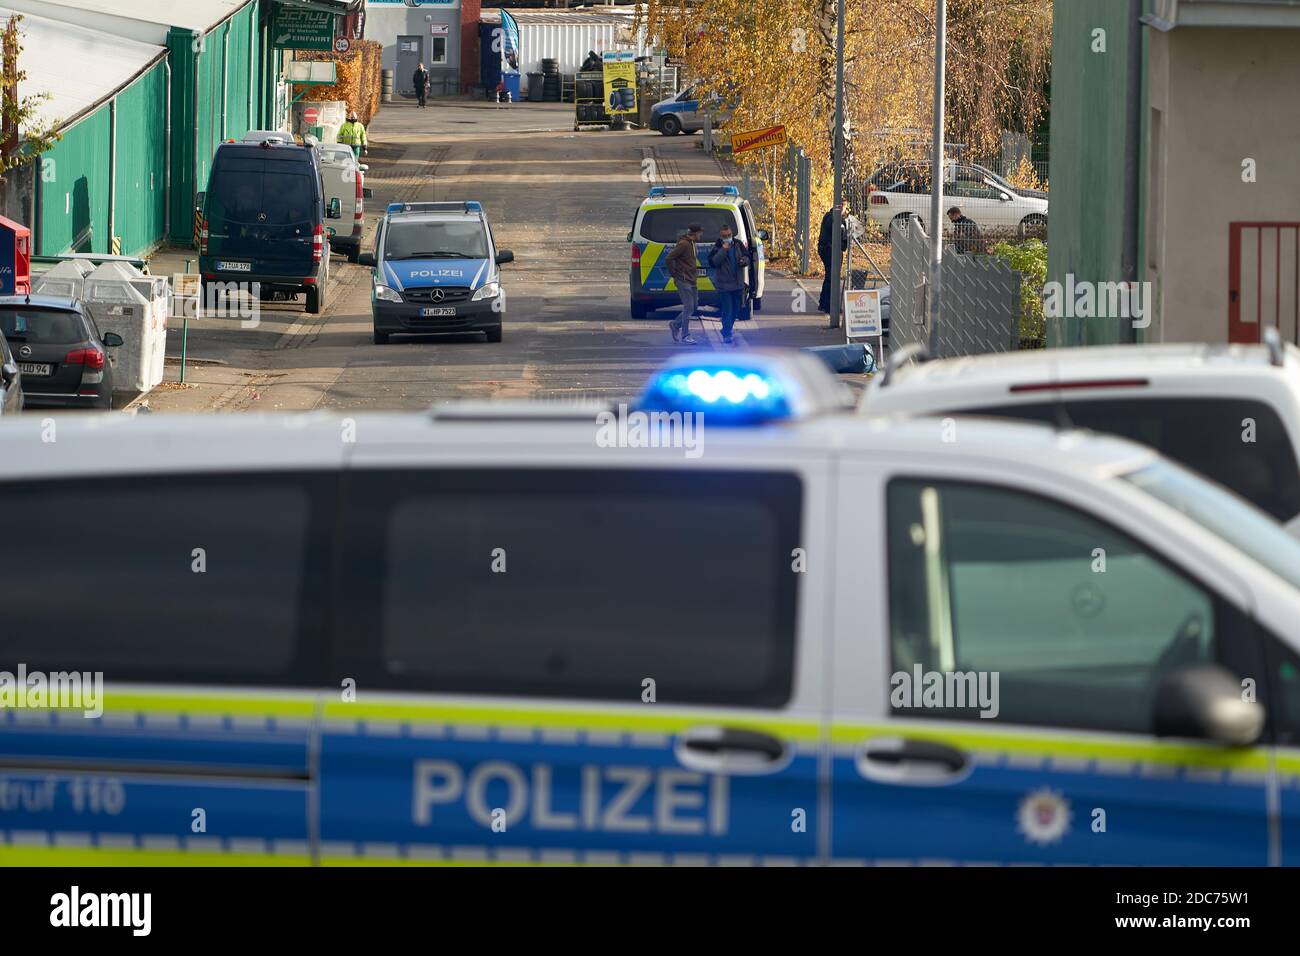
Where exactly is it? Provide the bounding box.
[1,351,1298,866]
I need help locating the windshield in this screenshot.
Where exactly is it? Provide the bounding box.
[1122,459,1300,591]
[0,307,85,345]
[383,221,489,260]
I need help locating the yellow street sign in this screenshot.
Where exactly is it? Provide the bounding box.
[731,125,788,155]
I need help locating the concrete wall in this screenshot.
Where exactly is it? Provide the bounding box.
[1147,26,1300,343]
[364,0,461,94]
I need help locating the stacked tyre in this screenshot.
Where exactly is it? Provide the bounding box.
[542,59,561,102]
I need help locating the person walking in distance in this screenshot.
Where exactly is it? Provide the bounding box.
[665,223,704,344]
[708,223,751,345]
[818,200,849,314]
[413,63,429,108]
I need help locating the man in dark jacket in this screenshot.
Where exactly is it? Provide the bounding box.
[947,206,986,254]
[664,223,704,344]
[818,200,849,313]
[708,224,751,344]
[413,63,429,108]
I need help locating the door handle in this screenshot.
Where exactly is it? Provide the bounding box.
[857,736,970,786]
[674,726,789,776]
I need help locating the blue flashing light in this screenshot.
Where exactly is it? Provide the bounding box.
[385,202,406,214]
[639,364,791,424]
[464,201,484,213]
[721,185,739,196]
[648,186,667,197]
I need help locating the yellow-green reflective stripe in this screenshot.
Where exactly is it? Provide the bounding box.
[324,700,821,743]
[640,241,665,285]
[831,722,1271,772]
[99,690,316,720]
[0,846,309,866]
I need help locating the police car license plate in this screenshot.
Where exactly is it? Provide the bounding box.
[17,362,51,376]
[421,307,456,317]
[697,267,709,277]
[217,261,251,272]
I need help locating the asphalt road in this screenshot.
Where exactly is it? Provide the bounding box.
[143,99,839,414]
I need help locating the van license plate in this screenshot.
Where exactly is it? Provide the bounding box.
[421,307,456,317]
[18,363,51,376]
[217,261,251,272]
[697,268,709,277]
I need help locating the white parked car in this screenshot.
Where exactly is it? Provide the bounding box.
[862,331,1300,535]
[865,161,1048,241]
[313,143,369,264]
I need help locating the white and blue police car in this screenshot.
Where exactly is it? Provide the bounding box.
[359,201,514,345]
[3,351,1300,866]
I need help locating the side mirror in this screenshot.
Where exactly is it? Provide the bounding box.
[756,229,770,242]
[328,197,342,219]
[102,332,124,348]
[1153,664,1263,746]
[1000,192,1013,202]
[363,187,374,199]
[626,232,633,242]
[195,191,206,211]
[1,361,17,386]
[495,250,514,265]
[357,253,376,268]
[359,165,370,173]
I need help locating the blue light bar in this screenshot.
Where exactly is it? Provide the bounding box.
[647,186,666,197]
[721,185,739,196]
[637,350,848,425]
[641,365,790,423]
[386,201,484,216]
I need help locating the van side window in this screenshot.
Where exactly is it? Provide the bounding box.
[885,479,1243,734]
[957,398,1300,522]
[0,474,330,686]
[334,469,802,706]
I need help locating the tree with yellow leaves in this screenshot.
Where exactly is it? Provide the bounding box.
[640,0,1051,258]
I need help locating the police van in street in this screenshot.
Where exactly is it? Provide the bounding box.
[2,351,1300,866]
[863,332,1300,536]
[629,185,767,321]
[359,201,513,345]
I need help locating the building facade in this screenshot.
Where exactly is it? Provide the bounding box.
[1048,0,1300,346]
[364,0,481,97]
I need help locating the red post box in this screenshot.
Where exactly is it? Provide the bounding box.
[0,214,30,296]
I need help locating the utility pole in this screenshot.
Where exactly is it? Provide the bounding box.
[927,0,947,357]
[828,0,846,329]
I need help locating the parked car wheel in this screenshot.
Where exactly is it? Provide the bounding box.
[1019,215,1048,240]
[630,299,649,319]
[306,283,324,314]
[659,115,682,136]
[484,325,503,344]
[889,213,919,242]
[372,329,389,345]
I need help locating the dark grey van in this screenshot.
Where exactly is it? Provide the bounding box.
[198,139,341,314]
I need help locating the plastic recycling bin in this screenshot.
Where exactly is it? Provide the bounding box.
[82,261,170,394]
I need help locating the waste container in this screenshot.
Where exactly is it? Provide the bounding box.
[501,73,521,103]
[83,260,170,394]
[31,259,94,300]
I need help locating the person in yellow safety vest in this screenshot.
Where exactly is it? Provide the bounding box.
[337,112,368,161]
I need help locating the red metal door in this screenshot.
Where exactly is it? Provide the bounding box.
[1229,222,1300,343]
